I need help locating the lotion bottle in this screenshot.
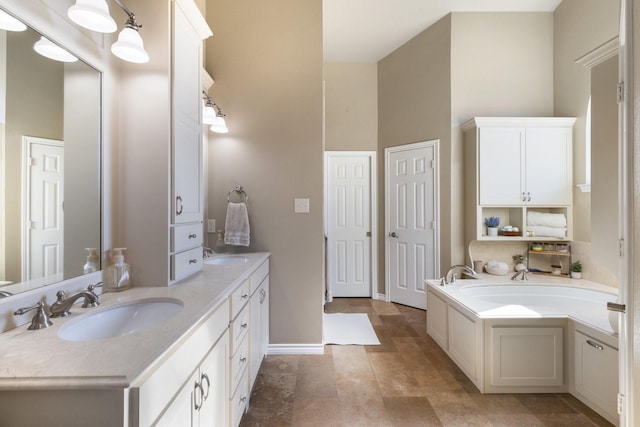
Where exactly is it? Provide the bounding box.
[105,248,131,292]
[83,248,98,274]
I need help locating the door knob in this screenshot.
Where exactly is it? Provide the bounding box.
[389,232,398,238]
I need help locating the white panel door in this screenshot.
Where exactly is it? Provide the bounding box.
[327,154,372,297]
[25,138,64,283]
[386,142,438,310]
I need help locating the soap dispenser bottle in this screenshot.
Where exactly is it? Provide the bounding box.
[83,248,99,274]
[105,248,131,292]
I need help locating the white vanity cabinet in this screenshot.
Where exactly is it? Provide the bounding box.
[462,117,575,242]
[132,299,230,426]
[120,0,212,286]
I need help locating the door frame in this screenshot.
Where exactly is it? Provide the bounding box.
[384,140,440,303]
[323,151,378,302]
[21,136,64,282]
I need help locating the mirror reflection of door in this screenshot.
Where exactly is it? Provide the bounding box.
[22,136,63,284]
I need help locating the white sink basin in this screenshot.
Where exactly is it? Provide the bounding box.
[58,298,183,342]
[203,255,249,266]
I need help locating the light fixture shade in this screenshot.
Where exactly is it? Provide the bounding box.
[202,102,217,125]
[210,116,229,134]
[34,36,78,62]
[67,0,117,33]
[0,10,27,31]
[111,27,149,63]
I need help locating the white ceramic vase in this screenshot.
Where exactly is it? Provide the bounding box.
[487,227,498,237]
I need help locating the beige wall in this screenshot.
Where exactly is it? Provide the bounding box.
[377,15,452,290]
[205,0,324,344]
[324,63,378,151]
[554,0,620,242]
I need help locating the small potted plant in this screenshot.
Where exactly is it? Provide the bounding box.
[570,260,583,279]
[484,216,500,236]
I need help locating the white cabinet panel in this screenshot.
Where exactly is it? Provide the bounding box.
[448,306,477,380]
[172,223,204,252]
[250,276,269,387]
[479,127,525,205]
[426,290,448,350]
[489,326,563,387]
[525,127,572,206]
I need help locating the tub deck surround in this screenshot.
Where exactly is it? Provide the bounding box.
[0,252,270,390]
[426,274,618,335]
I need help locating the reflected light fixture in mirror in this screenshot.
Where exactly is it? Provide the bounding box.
[0,9,26,32]
[67,0,149,63]
[33,36,78,62]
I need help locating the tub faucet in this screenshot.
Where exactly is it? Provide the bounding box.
[441,265,478,285]
[203,247,214,258]
[511,269,529,281]
[49,290,99,318]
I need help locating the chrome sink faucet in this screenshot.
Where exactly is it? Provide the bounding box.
[50,289,100,318]
[511,269,529,281]
[441,264,478,285]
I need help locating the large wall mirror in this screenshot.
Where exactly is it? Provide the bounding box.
[0,9,101,298]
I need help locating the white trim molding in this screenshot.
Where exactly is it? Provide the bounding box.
[575,36,619,69]
[267,344,325,355]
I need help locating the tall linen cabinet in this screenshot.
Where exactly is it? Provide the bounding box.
[119,0,212,286]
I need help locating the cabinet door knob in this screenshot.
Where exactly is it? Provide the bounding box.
[389,231,398,238]
[189,259,198,264]
[188,233,197,239]
[240,356,247,363]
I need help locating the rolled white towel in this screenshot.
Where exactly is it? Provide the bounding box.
[527,225,567,239]
[527,211,566,228]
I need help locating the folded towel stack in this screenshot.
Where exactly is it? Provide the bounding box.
[225,202,250,246]
[527,212,567,238]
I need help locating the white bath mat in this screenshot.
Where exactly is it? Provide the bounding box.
[323,313,380,345]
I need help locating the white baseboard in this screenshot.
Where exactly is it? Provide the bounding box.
[267,343,325,355]
[375,293,387,301]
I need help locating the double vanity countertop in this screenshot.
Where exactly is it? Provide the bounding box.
[0,252,270,390]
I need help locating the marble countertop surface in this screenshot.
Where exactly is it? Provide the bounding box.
[426,273,619,336]
[0,252,270,390]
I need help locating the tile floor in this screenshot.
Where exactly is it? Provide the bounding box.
[240,298,614,426]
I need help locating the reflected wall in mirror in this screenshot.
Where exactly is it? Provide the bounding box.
[0,12,101,297]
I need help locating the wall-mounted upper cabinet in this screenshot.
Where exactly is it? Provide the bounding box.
[463,117,576,243]
[466,118,576,207]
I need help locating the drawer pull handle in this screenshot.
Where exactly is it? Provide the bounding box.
[522,192,526,202]
[241,323,248,329]
[260,288,266,303]
[176,195,184,216]
[586,339,604,350]
[189,259,198,264]
[240,356,247,363]
[241,294,249,299]
[527,192,531,202]
[194,380,204,411]
[188,233,197,239]
[201,373,211,400]
[240,396,247,403]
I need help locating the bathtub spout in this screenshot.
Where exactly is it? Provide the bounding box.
[511,269,529,281]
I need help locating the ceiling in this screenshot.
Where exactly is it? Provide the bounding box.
[323,0,563,63]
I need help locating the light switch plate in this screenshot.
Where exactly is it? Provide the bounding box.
[207,219,216,233]
[294,198,310,213]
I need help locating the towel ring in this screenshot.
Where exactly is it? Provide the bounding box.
[227,185,248,203]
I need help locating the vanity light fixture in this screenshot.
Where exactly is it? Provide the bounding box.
[203,92,229,133]
[67,0,149,63]
[33,36,78,62]
[0,9,27,32]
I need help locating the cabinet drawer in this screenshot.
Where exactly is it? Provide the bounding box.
[231,305,250,354]
[249,259,269,295]
[171,246,202,282]
[171,223,203,252]
[230,368,249,427]
[230,279,250,319]
[230,335,249,393]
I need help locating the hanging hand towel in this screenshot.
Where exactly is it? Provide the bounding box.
[225,202,250,246]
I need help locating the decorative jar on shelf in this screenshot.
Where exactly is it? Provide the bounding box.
[487,227,498,237]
